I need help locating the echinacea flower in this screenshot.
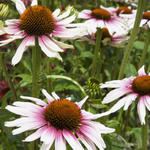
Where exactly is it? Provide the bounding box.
[0,81,10,98]
[5,89,115,150]
[140,11,150,27]
[0,0,84,65]
[84,27,128,46]
[78,6,127,35]
[99,66,150,125]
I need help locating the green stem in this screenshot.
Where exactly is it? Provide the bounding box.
[32,36,41,98]
[139,28,150,68]
[91,28,102,80]
[118,0,146,80]
[142,114,148,150]
[46,58,52,93]
[0,53,17,101]
[30,36,41,150]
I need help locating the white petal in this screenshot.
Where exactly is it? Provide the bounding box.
[63,130,84,150]
[40,143,52,150]
[40,127,56,144]
[76,96,88,108]
[137,99,146,125]
[41,35,64,52]
[55,130,66,150]
[11,0,26,14]
[57,9,70,20]
[42,89,54,103]
[144,96,150,111]
[52,9,61,17]
[24,126,47,142]
[58,15,76,25]
[52,39,74,49]
[138,66,146,76]
[102,88,131,104]
[123,94,138,110]
[38,36,62,61]
[20,96,47,106]
[12,36,34,65]
[31,0,38,6]
[51,92,60,99]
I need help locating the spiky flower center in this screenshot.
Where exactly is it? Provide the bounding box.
[44,99,82,131]
[19,5,55,35]
[132,75,150,95]
[102,27,112,39]
[116,7,132,15]
[143,12,150,20]
[91,9,111,20]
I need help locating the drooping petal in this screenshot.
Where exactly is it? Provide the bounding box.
[144,96,150,111]
[123,94,138,110]
[20,96,47,106]
[55,130,66,150]
[38,36,62,61]
[24,126,47,142]
[40,143,52,150]
[42,89,54,103]
[11,0,26,15]
[138,66,146,76]
[40,127,56,144]
[137,99,146,125]
[41,35,64,52]
[102,88,132,104]
[63,130,84,150]
[12,36,35,65]
[58,15,76,25]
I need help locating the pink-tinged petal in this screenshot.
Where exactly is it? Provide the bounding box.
[5,25,20,34]
[144,96,150,111]
[102,88,132,104]
[5,19,20,25]
[63,130,84,150]
[41,35,64,52]
[55,130,66,150]
[51,92,60,99]
[81,110,103,120]
[12,36,34,65]
[12,102,44,112]
[5,105,37,117]
[40,143,52,150]
[123,94,138,110]
[78,10,92,19]
[38,36,62,61]
[52,9,61,17]
[11,0,26,15]
[52,39,74,49]
[76,132,96,150]
[12,121,45,135]
[31,0,38,6]
[24,126,47,142]
[137,99,146,125]
[57,9,70,20]
[76,96,88,108]
[58,15,76,25]
[42,89,54,103]
[138,66,146,76]
[20,96,47,106]
[40,127,56,144]
[87,121,115,134]
[79,126,105,150]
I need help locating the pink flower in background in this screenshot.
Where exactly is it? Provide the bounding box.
[0,0,86,65]
[78,6,128,35]
[5,89,114,150]
[140,11,150,27]
[99,66,150,125]
[0,81,10,98]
